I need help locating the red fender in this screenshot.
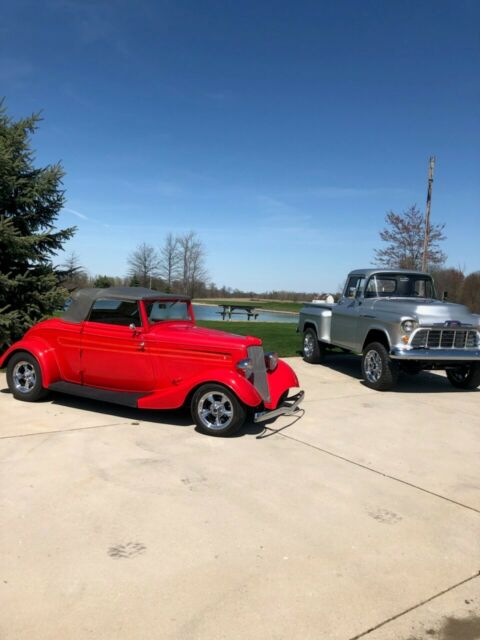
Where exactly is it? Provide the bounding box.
[138,368,263,410]
[0,338,60,388]
[264,359,299,409]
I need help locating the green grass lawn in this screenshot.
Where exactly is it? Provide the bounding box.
[197,320,301,357]
[194,298,303,313]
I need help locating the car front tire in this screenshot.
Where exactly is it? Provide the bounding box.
[191,384,246,437]
[446,363,480,390]
[6,352,49,402]
[361,342,399,391]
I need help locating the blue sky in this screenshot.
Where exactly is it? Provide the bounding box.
[2,0,479,292]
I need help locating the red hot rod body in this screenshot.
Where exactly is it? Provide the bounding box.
[0,287,303,436]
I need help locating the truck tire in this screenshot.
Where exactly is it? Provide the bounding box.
[361,342,399,391]
[303,328,324,364]
[446,364,480,390]
[6,351,49,402]
[191,383,246,437]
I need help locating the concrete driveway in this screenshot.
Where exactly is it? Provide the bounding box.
[1,356,479,640]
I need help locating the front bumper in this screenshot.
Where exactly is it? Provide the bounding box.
[390,347,480,361]
[253,390,305,423]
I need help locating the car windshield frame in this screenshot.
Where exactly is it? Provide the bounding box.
[363,273,437,299]
[143,299,194,325]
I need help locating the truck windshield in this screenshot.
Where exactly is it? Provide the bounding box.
[145,300,191,322]
[365,274,436,299]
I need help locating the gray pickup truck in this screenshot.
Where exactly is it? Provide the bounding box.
[298,269,480,390]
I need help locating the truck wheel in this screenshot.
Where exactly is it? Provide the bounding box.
[361,342,399,391]
[303,328,324,364]
[446,364,480,390]
[191,384,246,437]
[6,352,49,402]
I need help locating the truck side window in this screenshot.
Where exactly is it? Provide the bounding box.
[345,276,364,298]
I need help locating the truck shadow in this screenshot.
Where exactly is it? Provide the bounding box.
[314,353,478,393]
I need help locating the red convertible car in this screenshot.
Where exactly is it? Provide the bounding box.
[0,287,303,436]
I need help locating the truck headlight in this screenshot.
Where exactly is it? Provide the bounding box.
[401,319,417,334]
[236,358,253,378]
[264,352,278,371]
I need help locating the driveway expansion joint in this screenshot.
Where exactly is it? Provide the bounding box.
[347,571,480,639]
[270,430,480,515]
[0,421,133,440]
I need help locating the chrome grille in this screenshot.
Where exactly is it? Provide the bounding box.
[247,345,270,402]
[410,329,479,349]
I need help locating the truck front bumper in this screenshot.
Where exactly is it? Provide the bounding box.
[254,390,305,423]
[390,348,480,361]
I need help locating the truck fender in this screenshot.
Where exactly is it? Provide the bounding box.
[302,320,320,336]
[0,338,60,388]
[361,326,392,352]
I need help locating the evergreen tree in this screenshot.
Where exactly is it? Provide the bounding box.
[0,102,75,352]
[93,275,113,288]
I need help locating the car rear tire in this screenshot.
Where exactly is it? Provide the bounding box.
[191,384,246,437]
[6,352,49,402]
[303,328,325,364]
[361,342,399,391]
[446,364,480,390]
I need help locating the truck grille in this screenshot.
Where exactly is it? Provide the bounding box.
[247,346,270,403]
[410,329,479,349]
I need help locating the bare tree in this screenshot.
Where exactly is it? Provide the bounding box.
[460,271,480,313]
[178,231,207,297]
[430,267,465,302]
[374,205,446,270]
[127,242,160,288]
[159,233,180,292]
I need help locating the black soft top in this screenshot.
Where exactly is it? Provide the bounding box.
[61,287,190,324]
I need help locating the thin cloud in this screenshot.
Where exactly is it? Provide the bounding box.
[65,207,88,220]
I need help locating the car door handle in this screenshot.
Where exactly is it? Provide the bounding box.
[361,314,376,318]
[138,341,145,351]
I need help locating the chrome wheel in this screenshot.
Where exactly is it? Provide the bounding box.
[364,349,383,383]
[303,333,315,358]
[12,361,37,394]
[197,391,234,431]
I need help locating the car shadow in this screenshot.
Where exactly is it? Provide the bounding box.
[0,385,266,437]
[309,353,478,394]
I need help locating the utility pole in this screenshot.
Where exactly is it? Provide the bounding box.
[421,156,435,272]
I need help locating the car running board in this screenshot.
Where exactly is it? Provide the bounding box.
[48,381,149,408]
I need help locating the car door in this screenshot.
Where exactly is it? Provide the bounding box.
[331,275,365,350]
[80,298,154,392]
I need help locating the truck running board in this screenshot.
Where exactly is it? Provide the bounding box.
[48,381,148,408]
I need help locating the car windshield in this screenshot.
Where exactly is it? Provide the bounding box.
[145,300,191,323]
[364,274,436,299]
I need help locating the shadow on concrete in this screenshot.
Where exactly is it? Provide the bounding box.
[307,353,479,394]
[0,385,266,437]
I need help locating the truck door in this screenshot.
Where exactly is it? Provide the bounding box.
[331,275,365,350]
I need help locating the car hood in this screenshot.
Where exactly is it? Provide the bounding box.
[369,299,480,326]
[147,322,262,351]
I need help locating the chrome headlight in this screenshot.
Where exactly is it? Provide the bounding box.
[236,358,253,378]
[401,319,417,333]
[264,352,278,371]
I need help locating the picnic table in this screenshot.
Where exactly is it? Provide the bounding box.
[217,304,259,321]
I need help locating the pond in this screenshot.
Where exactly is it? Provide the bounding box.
[193,304,298,324]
